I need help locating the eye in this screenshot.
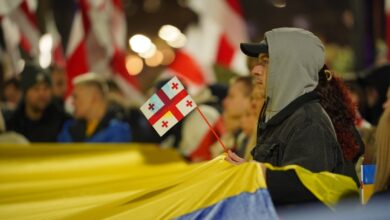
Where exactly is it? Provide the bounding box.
[261,58,269,65]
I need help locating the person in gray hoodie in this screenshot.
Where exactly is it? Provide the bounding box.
[226,28,358,207]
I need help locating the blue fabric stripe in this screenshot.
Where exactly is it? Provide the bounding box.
[176,189,278,220]
[362,164,376,184]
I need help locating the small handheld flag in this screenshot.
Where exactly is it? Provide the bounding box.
[140,77,197,136]
[140,77,227,152]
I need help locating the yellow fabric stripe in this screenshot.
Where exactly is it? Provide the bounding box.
[264,163,359,208]
[0,143,358,219]
[0,144,266,220]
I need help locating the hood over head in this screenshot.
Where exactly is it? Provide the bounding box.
[252,28,325,121]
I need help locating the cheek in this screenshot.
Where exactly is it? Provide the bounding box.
[44,90,52,100]
[26,92,38,103]
[252,65,264,73]
[74,97,84,110]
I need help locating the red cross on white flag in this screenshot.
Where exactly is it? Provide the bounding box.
[140,77,197,136]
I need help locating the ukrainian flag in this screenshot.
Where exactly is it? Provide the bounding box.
[0,144,357,219]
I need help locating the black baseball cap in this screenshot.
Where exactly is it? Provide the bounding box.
[240,40,268,57]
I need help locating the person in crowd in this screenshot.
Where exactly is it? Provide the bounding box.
[383,86,390,110]
[370,107,390,199]
[240,57,267,160]
[6,63,69,142]
[226,27,358,206]
[178,85,223,162]
[1,77,22,110]
[368,87,390,203]
[361,65,390,125]
[315,65,365,182]
[50,66,68,110]
[1,77,22,122]
[238,103,257,157]
[345,80,371,129]
[241,85,265,160]
[361,86,389,165]
[58,72,131,142]
[0,111,28,143]
[211,76,253,158]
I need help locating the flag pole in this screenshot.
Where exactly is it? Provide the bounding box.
[196,107,227,152]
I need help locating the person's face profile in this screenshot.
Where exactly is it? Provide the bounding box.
[250,53,269,96]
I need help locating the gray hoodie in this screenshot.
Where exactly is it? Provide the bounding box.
[264,28,325,121]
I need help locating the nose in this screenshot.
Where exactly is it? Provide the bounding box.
[251,65,264,76]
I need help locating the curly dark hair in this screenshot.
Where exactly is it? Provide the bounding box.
[315,65,362,162]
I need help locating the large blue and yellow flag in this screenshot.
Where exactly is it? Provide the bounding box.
[0,144,277,219]
[0,144,358,219]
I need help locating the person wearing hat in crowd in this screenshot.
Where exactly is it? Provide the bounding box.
[49,65,68,110]
[225,28,358,208]
[57,72,132,143]
[6,63,70,142]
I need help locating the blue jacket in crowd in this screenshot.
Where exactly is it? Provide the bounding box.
[58,112,132,143]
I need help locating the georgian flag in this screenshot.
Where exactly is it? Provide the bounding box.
[140,77,197,136]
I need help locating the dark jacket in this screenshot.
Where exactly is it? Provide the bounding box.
[252,92,355,176]
[254,92,359,206]
[57,111,132,143]
[250,28,358,207]
[6,102,69,142]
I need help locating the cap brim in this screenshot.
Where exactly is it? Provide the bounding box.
[240,41,268,57]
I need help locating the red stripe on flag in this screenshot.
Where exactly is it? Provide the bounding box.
[20,1,38,27]
[169,50,206,86]
[111,0,123,10]
[156,89,170,104]
[170,105,185,122]
[216,34,235,68]
[19,33,32,54]
[78,0,91,32]
[53,43,67,68]
[226,0,243,16]
[148,89,188,125]
[66,41,89,96]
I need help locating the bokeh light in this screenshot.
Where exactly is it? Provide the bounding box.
[126,55,144,75]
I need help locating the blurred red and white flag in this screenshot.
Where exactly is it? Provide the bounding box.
[45,12,66,68]
[0,0,39,75]
[168,0,248,86]
[0,0,41,57]
[6,0,40,57]
[65,0,91,96]
[140,77,197,136]
[66,0,142,102]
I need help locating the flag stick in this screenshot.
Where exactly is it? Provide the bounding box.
[196,107,227,152]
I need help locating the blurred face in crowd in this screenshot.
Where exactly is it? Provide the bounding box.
[73,84,94,119]
[72,84,103,119]
[51,68,67,98]
[250,53,269,97]
[25,82,52,113]
[240,107,257,136]
[223,81,251,118]
[348,90,359,107]
[4,83,21,105]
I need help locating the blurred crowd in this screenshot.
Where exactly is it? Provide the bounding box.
[0,60,389,165]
